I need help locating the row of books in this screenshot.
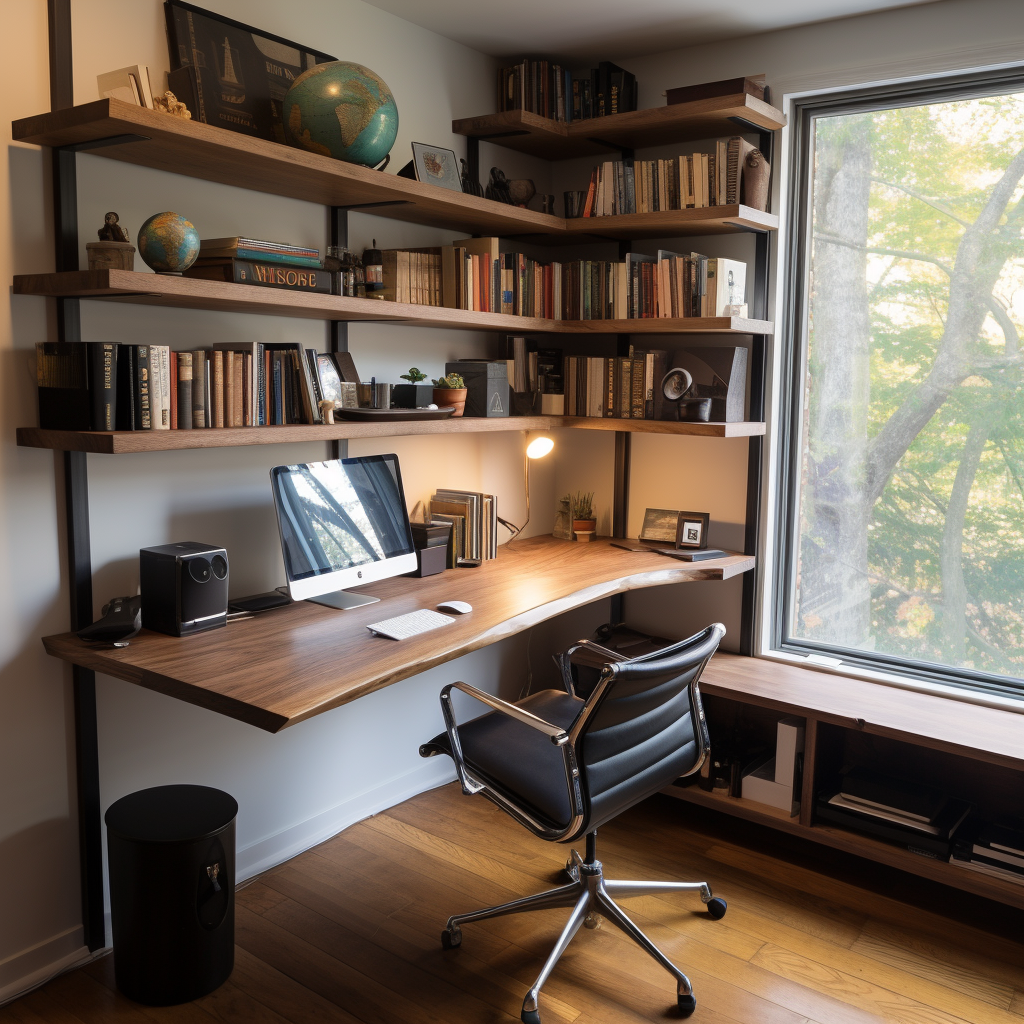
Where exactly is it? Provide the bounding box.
[564,351,670,420]
[582,138,758,217]
[428,489,498,567]
[36,340,326,432]
[380,237,747,321]
[498,59,637,123]
[951,818,1024,886]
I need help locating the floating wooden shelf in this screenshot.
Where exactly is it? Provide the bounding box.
[16,416,765,455]
[13,271,774,335]
[452,93,787,160]
[12,100,778,244]
[563,206,777,240]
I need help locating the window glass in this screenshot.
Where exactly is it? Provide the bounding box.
[792,90,1024,681]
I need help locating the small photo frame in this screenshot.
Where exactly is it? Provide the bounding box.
[639,508,681,545]
[315,353,344,404]
[411,142,463,192]
[675,511,711,550]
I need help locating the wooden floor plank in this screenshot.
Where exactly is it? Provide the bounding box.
[6,783,1024,1024]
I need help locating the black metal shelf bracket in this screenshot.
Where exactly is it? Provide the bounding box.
[48,0,106,952]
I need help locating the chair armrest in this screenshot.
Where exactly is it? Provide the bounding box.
[554,639,625,695]
[441,681,569,745]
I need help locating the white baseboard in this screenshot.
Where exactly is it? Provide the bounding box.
[237,756,457,881]
[0,928,90,1007]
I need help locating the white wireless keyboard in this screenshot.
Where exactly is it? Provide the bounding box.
[366,608,456,641]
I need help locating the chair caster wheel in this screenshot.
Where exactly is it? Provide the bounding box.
[441,927,462,949]
[706,897,727,920]
[521,1008,541,1024]
[677,993,696,1017]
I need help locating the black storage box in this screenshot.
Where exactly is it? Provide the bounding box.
[105,785,237,1005]
[447,360,510,417]
[392,383,434,408]
[406,545,448,577]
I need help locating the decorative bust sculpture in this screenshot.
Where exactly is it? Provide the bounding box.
[97,211,130,243]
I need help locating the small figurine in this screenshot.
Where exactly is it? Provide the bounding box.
[152,90,192,120]
[98,211,129,243]
[742,149,771,212]
[319,400,336,425]
[460,158,483,197]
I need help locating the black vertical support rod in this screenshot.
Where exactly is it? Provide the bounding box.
[49,0,106,951]
[610,234,633,622]
[738,122,775,656]
[329,206,350,462]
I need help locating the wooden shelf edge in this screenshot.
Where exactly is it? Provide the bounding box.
[663,783,1024,910]
[13,271,774,335]
[16,418,766,453]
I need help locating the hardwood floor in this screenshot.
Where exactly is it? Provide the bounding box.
[4,783,1024,1024]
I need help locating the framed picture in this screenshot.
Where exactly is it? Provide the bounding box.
[164,1,335,144]
[639,508,681,545]
[675,511,711,550]
[411,142,463,192]
[315,353,344,404]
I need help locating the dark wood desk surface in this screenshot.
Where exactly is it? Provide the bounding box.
[42,537,753,733]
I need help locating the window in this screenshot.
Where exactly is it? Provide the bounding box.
[777,69,1024,698]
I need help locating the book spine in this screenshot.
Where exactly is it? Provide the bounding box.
[212,350,225,428]
[135,346,152,430]
[631,356,644,418]
[233,353,244,427]
[192,351,206,428]
[177,351,193,430]
[228,248,321,267]
[169,352,178,429]
[89,342,117,431]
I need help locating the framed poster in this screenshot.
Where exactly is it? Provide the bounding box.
[638,508,680,545]
[411,142,463,192]
[675,511,711,550]
[164,1,336,144]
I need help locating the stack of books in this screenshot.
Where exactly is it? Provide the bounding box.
[377,237,746,321]
[951,819,1024,885]
[496,59,637,123]
[817,767,971,859]
[184,237,332,294]
[428,490,498,567]
[36,341,325,432]
[581,138,758,217]
[498,60,574,122]
[563,349,670,420]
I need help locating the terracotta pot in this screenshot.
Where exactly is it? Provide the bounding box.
[573,518,597,535]
[433,387,467,417]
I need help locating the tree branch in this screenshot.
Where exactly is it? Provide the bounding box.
[815,233,953,275]
[869,176,971,227]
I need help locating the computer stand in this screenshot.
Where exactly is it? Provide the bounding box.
[306,591,381,610]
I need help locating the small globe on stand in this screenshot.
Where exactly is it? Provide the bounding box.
[137,212,200,275]
[283,61,398,169]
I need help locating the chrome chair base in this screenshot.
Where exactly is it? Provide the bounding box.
[440,847,726,1023]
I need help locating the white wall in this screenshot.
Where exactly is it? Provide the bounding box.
[5,0,1024,1003]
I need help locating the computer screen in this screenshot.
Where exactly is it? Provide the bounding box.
[270,455,414,584]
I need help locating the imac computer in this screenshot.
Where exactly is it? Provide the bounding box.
[270,454,417,610]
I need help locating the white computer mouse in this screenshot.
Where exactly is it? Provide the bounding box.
[437,600,473,614]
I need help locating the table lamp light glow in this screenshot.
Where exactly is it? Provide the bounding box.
[503,435,554,542]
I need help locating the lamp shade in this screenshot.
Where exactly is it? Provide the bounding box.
[526,436,554,460]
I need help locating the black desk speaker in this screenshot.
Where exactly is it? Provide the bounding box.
[140,542,228,637]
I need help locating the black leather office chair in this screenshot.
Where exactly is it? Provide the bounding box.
[419,622,727,1023]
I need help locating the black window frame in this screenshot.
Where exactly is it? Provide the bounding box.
[773,63,1024,701]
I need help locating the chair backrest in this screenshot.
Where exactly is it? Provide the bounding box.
[570,622,724,836]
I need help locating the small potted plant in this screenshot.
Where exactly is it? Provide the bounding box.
[432,372,468,417]
[393,367,434,409]
[568,491,597,541]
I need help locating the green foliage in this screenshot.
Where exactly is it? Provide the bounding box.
[432,372,465,389]
[565,491,595,520]
[797,91,1024,677]
[400,367,428,383]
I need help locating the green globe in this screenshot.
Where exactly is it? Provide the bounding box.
[283,61,398,168]
[137,212,200,274]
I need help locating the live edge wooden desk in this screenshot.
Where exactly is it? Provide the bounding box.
[42,536,754,733]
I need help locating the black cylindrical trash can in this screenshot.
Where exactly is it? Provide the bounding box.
[105,784,237,1005]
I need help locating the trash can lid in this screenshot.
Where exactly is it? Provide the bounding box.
[105,785,238,842]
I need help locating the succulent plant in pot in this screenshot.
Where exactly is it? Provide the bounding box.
[432,372,467,417]
[567,491,597,540]
[393,367,434,409]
